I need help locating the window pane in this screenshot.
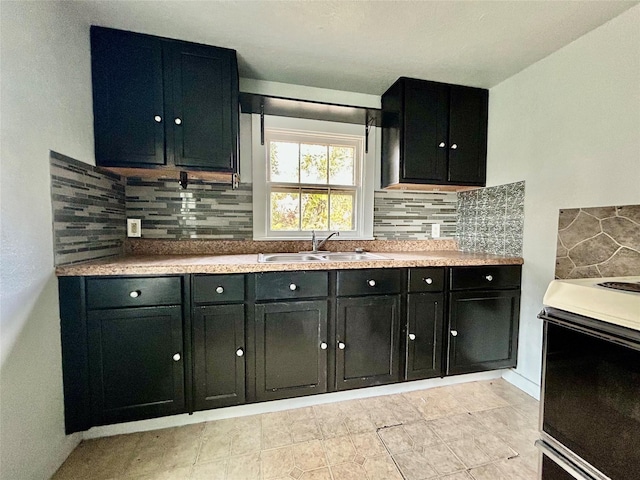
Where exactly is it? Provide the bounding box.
[301,191,329,231]
[300,144,328,184]
[329,146,355,185]
[270,191,299,230]
[330,193,355,230]
[270,142,299,183]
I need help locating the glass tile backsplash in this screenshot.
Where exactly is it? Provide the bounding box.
[49,151,126,265]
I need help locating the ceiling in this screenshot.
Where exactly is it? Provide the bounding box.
[74,1,638,95]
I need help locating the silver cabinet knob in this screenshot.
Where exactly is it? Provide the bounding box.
[367,279,376,287]
[289,283,297,291]
[154,115,162,123]
[216,286,224,294]
[173,353,181,361]
[409,333,416,341]
[424,277,433,285]
[174,118,182,125]
[320,342,328,350]
[129,290,140,298]
[338,342,346,350]
[438,142,446,148]
[485,275,493,282]
[451,330,458,337]
[451,144,458,150]
[236,348,244,357]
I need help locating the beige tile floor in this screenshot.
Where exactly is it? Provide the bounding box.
[53,379,540,480]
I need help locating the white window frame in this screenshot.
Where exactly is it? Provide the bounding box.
[252,115,375,240]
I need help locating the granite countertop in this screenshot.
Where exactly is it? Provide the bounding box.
[55,250,523,276]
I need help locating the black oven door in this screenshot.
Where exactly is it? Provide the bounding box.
[540,309,640,480]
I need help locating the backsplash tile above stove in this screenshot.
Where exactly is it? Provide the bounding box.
[456,181,525,257]
[555,204,640,279]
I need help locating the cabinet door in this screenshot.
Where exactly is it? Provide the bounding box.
[167,42,237,171]
[87,306,184,425]
[447,85,488,185]
[336,295,400,390]
[255,300,328,401]
[193,304,245,410]
[402,79,448,183]
[406,293,444,380]
[447,290,520,375]
[90,27,165,167]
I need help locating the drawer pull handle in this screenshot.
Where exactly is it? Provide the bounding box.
[320,342,328,350]
[174,117,182,125]
[451,330,458,337]
[424,277,433,284]
[451,143,458,150]
[338,342,346,350]
[367,279,376,287]
[129,290,141,298]
[173,353,181,361]
[485,275,493,282]
[216,286,224,294]
[438,142,446,148]
[236,348,244,357]
[154,115,162,123]
[409,333,416,341]
[289,283,297,291]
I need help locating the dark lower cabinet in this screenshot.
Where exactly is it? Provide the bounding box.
[255,300,328,401]
[87,305,185,425]
[336,295,401,390]
[447,290,520,375]
[406,293,443,380]
[192,304,245,410]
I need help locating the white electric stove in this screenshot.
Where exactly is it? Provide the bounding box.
[543,275,640,332]
[538,275,640,480]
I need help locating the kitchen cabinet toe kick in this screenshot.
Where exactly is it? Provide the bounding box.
[58,265,521,433]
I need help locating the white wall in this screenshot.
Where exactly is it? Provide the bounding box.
[0,2,94,478]
[487,5,640,393]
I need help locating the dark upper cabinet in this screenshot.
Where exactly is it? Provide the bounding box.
[87,305,185,425]
[90,26,238,172]
[382,77,488,189]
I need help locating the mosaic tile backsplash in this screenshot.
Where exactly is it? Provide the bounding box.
[456,181,525,257]
[126,179,253,239]
[50,151,126,265]
[373,190,457,239]
[555,204,640,279]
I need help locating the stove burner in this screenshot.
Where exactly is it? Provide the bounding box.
[598,281,640,293]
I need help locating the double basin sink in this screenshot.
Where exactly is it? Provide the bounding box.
[258,251,389,263]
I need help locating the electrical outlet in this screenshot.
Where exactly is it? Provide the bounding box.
[127,218,142,238]
[431,223,440,238]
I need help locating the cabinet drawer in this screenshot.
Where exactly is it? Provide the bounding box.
[255,271,328,301]
[87,277,182,309]
[337,269,401,297]
[193,274,244,304]
[450,265,521,291]
[408,268,445,293]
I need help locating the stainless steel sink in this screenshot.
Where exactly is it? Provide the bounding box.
[258,252,388,263]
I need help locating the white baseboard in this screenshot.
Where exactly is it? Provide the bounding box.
[83,370,506,440]
[502,369,541,400]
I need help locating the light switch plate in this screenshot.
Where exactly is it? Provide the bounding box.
[127,218,142,237]
[431,223,440,238]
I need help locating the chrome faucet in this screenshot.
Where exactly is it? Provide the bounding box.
[311,230,340,253]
